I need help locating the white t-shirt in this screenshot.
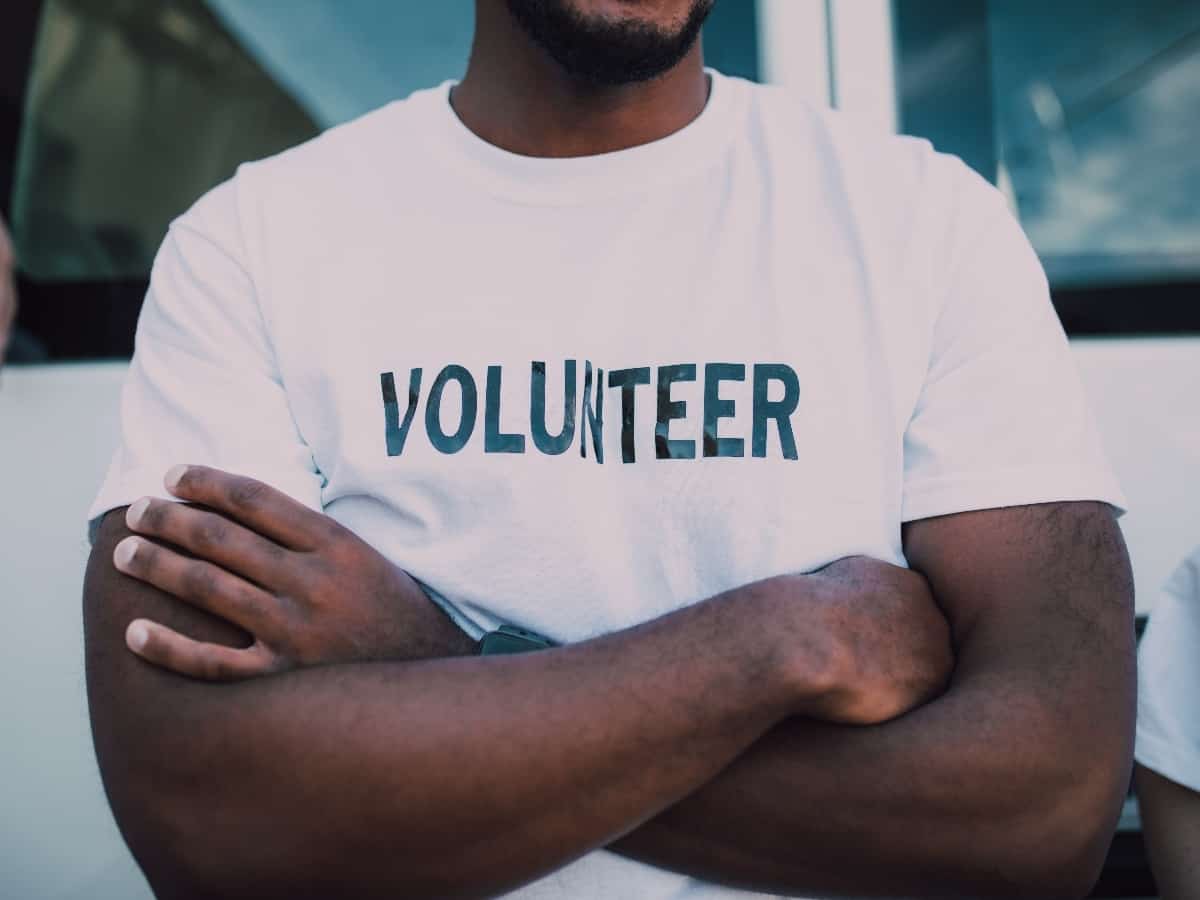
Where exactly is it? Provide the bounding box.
[89,69,1126,898]
[1137,546,1200,794]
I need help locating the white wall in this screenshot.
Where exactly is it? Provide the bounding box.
[1072,338,1200,611]
[0,363,151,899]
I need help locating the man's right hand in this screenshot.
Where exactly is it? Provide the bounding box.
[776,556,954,726]
[114,465,477,681]
[0,216,16,366]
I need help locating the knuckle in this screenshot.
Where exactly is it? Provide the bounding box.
[323,528,357,563]
[322,516,349,545]
[191,516,229,550]
[261,538,288,562]
[231,584,264,619]
[228,478,268,510]
[181,563,217,600]
[204,656,231,682]
[259,646,286,674]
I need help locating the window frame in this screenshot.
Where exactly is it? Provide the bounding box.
[889,0,1200,338]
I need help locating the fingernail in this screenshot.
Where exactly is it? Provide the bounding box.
[114,536,140,570]
[165,465,188,492]
[126,621,149,652]
[126,497,151,529]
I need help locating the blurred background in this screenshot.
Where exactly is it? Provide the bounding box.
[1,1,1196,897]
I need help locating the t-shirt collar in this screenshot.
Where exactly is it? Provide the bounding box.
[415,68,741,206]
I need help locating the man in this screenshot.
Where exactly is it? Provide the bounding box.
[83,1,1135,897]
[1135,545,1200,898]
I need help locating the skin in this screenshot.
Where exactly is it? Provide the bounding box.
[0,215,16,366]
[87,467,953,899]
[87,469,1132,898]
[1136,764,1200,899]
[452,0,712,157]
[82,1,1137,896]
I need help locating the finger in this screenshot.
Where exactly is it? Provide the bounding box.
[164,465,335,551]
[126,618,277,682]
[125,496,293,590]
[114,535,277,637]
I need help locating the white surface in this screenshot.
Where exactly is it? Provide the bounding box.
[757,0,831,102]
[1072,338,1200,613]
[1136,545,1200,792]
[827,0,899,132]
[0,362,152,899]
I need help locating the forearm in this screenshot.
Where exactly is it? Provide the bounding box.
[615,504,1136,898]
[87,532,808,899]
[1135,765,1200,899]
[614,669,1116,897]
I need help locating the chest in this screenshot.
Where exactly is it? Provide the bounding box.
[268,191,922,638]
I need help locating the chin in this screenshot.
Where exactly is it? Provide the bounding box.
[567,0,704,29]
[506,0,715,86]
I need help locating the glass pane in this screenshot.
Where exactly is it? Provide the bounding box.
[12,0,759,289]
[12,0,321,281]
[896,0,1200,290]
[992,0,1200,287]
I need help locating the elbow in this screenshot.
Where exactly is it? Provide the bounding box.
[96,766,204,898]
[1007,832,1112,900]
[105,762,420,900]
[98,766,223,898]
[99,760,289,900]
[989,763,1127,899]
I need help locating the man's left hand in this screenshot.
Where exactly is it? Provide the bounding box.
[114,464,476,681]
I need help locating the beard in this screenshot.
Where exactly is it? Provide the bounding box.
[504,0,715,86]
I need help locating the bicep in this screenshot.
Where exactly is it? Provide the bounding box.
[902,501,1136,791]
[1136,764,1200,899]
[902,501,1134,682]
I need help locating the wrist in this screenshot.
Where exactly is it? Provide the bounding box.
[748,572,847,718]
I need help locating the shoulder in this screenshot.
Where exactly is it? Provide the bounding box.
[740,78,995,206]
[739,78,1014,275]
[243,81,446,184]
[173,82,448,233]
[162,81,449,289]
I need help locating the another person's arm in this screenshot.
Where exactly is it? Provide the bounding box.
[1135,766,1200,899]
[1133,548,1200,900]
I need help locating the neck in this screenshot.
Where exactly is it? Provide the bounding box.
[452,0,709,159]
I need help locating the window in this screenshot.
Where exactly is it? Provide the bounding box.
[894,0,1200,335]
[4,0,760,361]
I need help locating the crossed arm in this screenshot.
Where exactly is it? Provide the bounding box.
[83,470,1135,899]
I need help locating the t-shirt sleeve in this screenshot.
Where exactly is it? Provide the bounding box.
[87,176,324,543]
[900,159,1126,522]
[1136,548,1200,793]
